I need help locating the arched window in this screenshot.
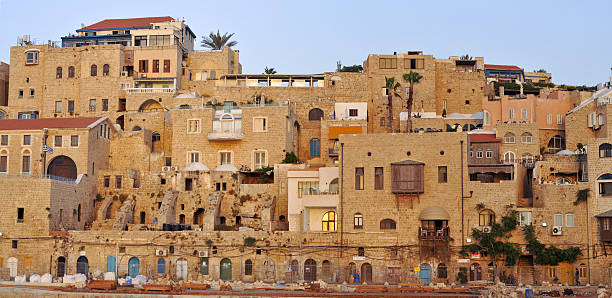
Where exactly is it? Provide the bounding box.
[102,64,110,76]
[521,132,533,144]
[245,259,253,275]
[157,258,166,274]
[483,110,491,126]
[329,178,338,194]
[503,133,515,144]
[309,138,320,157]
[354,213,363,229]
[380,218,396,230]
[547,135,565,153]
[56,67,62,79]
[68,66,75,78]
[522,153,534,163]
[503,151,515,163]
[479,209,495,226]
[598,174,612,196]
[600,143,612,158]
[90,64,97,77]
[21,149,31,173]
[437,263,448,278]
[0,149,8,173]
[322,211,337,231]
[308,108,324,121]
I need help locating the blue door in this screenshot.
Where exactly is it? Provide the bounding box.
[420,263,431,284]
[106,256,115,273]
[310,138,320,157]
[128,257,140,278]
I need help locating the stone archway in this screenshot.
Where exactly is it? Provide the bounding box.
[47,155,77,180]
[138,99,163,112]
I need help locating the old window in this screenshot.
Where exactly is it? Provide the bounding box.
[508,108,515,120]
[102,99,108,111]
[187,119,200,133]
[89,99,96,111]
[504,133,515,144]
[54,136,62,147]
[308,108,324,121]
[547,135,565,153]
[355,167,364,190]
[245,260,253,275]
[253,117,267,132]
[322,211,337,231]
[309,138,320,157]
[71,135,79,146]
[103,176,110,188]
[163,60,170,73]
[115,176,122,189]
[519,211,532,226]
[374,167,384,189]
[486,151,493,158]
[18,89,23,98]
[135,36,147,46]
[354,213,363,229]
[521,132,533,144]
[189,152,199,163]
[379,58,397,69]
[598,174,612,196]
[504,151,515,163]
[0,150,7,173]
[546,113,552,125]
[253,151,266,169]
[380,117,386,127]
[90,64,97,76]
[404,58,424,69]
[139,60,148,73]
[298,181,319,198]
[68,101,74,113]
[152,60,160,73]
[102,64,110,76]
[520,108,527,120]
[557,114,563,125]
[21,151,30,173]
[25,50,39,65]
[157,258,166,274]
[29,88,35,98]
[17,208,24,223]
[476,151,483,158]
[349,109,358,117]
[483,110,491,126]
[437,263,448,278]
[23,135,31,145]
[554,214,563,227]
[219,151,231,165]
[56,67,62,79]
[0,135,7,146]
[68,66,75,78]
[600,144,612,158]
[438,166,447,183]
[380,219,396,230]
[391,162,425,193]
[566,214,575,227]
[55,101,62,113]
[185,178,193,191]
[479,209,495,226]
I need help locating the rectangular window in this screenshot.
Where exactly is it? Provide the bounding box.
[557,114,563,125]
[379,58,397,69]
[185,178,193,191]
[220,152,232,165]
[89,99,96,111]
[1,135,8,146]
[476,151,483,158]
[0,156,7,172]
[103,176,110,188]
[18,89,23,98]
[566,213,574,227]
[374,167,384,190]
[22,155,30,173]
[547,113,552,124]
[521,108,527,120]
[404,58,424,69]
[355,167,364,190]
[23,135,31,145]
[163,59,170,73]
[55,101,62,113]
[519,211,532,226]
[152,60,160,73]
[354,215,363,229]
[188,119,200,133]
[134,36,147,46]
[486,151,493,158]
[54,136,62,147]
[68,100,75,113]
[438,166,447,183]
[380,117,385,127]
[17,208,24,223]
[253,117,267,132]
[298,181,319,198]
[508,109,515,120]
[102,99,108,111]
[349,109,358,117]
[25,51,38,65]
[554,213,563,226]
[29,88,35,98]
[115,176,122,189]
[139,60,148,73]
[189,152,199,163]
[71,135,79,146]
[254,151,266,169]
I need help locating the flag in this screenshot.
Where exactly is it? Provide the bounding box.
[42,145,53,154]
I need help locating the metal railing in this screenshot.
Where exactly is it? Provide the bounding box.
[0,173,76,183]
[126,88,175,94]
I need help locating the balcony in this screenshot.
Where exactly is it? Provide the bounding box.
[418,227,449,240]
[126,88,175,94]
[208,130,244,141]
[301,193,339,208]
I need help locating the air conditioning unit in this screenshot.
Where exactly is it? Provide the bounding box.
[481,226,492,233]
[198,250,209,257]
[552,226,562,236]
[170,166,178,171]
[156,249,167,256]
[140,73,147,78]
[121,71,128,77]
[162,166,171,172]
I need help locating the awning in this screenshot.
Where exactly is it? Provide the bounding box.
[419,206,450,220]
[329,126,362,139]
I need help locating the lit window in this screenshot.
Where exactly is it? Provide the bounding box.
[479,210,495,226]
[322,211,337,231]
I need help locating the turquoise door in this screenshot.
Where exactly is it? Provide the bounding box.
[310,139,320,157]
[420,263,431,284]
[106,256,115,273]
[128,257,140,278]
[220,258,232,281]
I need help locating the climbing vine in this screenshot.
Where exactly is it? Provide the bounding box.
[574,188,590,205]
[523,225,582,265]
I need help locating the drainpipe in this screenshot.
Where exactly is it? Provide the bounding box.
[340,142,344,257]
[460,140,465,246]
[42,128,48,176]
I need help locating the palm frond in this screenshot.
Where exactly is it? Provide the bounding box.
[201,30,238,50]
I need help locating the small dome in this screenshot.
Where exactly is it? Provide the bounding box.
[182,162,210,172]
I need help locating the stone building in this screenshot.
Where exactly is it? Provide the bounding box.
[0,62,8,111]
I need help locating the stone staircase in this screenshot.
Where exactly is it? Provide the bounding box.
[157,190,178,224]
[112,200,135,230]
[202,192,223,231]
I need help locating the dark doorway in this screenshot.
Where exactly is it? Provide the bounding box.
[193,208,204,225]
[140,211,146,224]
[116,115,125,130]
[361,263,373,283]
[76,256,89,275]
[47,155,77,180]
[57,257,66,277]
[470,263,482,281]
[304,259,317,282]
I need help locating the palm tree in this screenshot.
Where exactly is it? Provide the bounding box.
[385,77,401,133]
[402,71,423,133]
[263,67,277,74]
[201,30,237,50]
[459,54,473,60]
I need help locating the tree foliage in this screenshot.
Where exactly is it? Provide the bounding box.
[263,67,277,74]
[459,54,473,60]
[385,77,401,133]
[201,30,237,50]
[402,71,423,133]
[336,61,363,72]
[463,210,520,266]
[523,225,582,265]
[281,152,299,164]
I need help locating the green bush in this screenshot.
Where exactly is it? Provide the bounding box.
[244,237,256,246]
[282,152,299,164]
[456,267,468,284]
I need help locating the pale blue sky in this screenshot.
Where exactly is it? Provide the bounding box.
[0,0,610,85]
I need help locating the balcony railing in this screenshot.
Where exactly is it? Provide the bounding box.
[207,130,245,141]
[126,88,175,94]
[328,147,339,156]
[418,227,449,240]
[0,173,76,183]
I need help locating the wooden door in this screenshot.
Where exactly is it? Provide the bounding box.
[361,263,372,283]
[304,259,316,282]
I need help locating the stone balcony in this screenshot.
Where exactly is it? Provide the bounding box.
[207,130,245,141]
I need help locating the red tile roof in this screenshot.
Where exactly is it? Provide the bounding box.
[484,64,523,71]
[0,117,103,131]
[80,16,174,30]
[469,134,501,143]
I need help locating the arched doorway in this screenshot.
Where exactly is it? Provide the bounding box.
[304,259,316,282]
[57,257,66,277]
[128,257,140,278]
[308,108,324,120]
[176,258,188,280]
[322,260,331,282]
[469,263,482,281]
[361,263,372,283]
[220,258,232,281]
[76,256,89,275]
[348,262,357,283]
[138,99,163,112]
[7,257,17,278]
[263,259,275,281]
[47,156,77,180]
[116,115,124,130]
[420,263,431,284]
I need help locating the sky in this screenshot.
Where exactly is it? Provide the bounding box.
[0,0,610,85]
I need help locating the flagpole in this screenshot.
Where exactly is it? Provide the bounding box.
[42,128,48,176]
